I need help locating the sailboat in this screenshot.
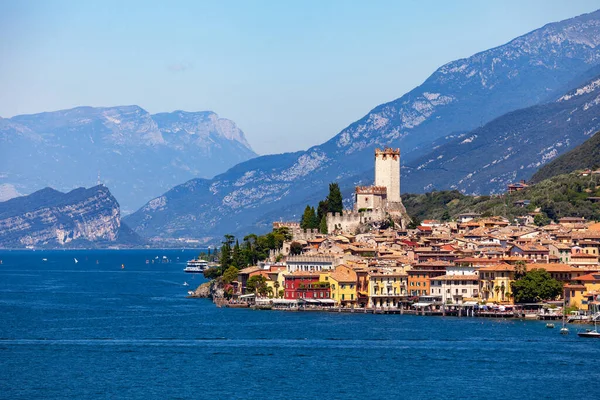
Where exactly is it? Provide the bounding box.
[560,294,569,335]
[74,258,78,264]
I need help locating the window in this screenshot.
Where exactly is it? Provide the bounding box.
[342,294,345,300]
[351,294,354,300]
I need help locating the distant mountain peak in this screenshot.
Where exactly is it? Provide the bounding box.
[1,106,257,211]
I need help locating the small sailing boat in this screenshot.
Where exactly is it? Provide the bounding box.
[560,295,569,335]
[74,258,79,264]
[183,282,189,287]
[121,264,125,269]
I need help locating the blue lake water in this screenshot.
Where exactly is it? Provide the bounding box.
[1,249,599,399]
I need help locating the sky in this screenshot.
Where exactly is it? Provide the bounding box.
[1,0,599,155]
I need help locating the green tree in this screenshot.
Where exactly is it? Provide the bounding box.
[319,215,328,234]
[514,260,527,280]
[222,265,239,284]
[300,205,318,229]
[534,213,550,226]
[441,210,451,222]
[317,199,330,222]
[327,183,343,214]
[290,241,303,255]
[511,268,563,303]
[246,275,268,296]
[219,234,235,268]
[203,267,222,280]
[231,240,247,268]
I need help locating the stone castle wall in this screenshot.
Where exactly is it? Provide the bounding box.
[326,209,387,234]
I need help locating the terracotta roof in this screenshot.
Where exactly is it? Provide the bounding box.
[478,263,515,272]
[329,266,357,283]
[575,273,600,282]
[570,253,598,259]
[238,266,262,274]
[525,263,580,272]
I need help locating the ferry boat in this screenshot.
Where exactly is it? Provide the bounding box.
[184,259,209,273]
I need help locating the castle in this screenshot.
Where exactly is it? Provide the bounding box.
[327,148,410,233]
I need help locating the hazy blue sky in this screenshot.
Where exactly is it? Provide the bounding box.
[1,1,599,154]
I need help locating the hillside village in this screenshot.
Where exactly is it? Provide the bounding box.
[202,149,600,318]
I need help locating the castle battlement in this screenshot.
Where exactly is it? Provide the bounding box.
[375,147,400,160]
[355,186,387,195]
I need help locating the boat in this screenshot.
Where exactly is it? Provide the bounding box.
[74,258,78,264]
[183,282,189,286]
[560,293,569,335]
[184,258,209,273]
[578,312,600,338]
[546,323,555,329]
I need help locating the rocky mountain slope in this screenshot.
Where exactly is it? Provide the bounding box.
[403,171,600,224]
[125,10,600,243]
[402,72,600,194]
[530,131,600,183]
[0,185,141,248]
[0,106,256,212]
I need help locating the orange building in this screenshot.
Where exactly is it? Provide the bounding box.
[407,260,451,296]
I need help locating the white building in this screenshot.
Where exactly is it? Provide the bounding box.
[285,255,337,273]
[430,274,480,305]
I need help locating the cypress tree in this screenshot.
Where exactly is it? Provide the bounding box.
[232,239,243,268]
[300,205,313,229]
[320,215,328,234]
[317,199,329,222]
[310,206,319,229]
[327,183,343,214]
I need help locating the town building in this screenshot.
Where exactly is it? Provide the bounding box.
[285,255,337,273]
[430,274,480,305]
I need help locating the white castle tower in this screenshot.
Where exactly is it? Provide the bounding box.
[374,148,400,203]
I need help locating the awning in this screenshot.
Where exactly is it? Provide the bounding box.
[318,299,336,304]
[299,298,320,304]
[240,294,256,299]
[413,302,433,307]
[462,301,478,306]
[272,299,297,305]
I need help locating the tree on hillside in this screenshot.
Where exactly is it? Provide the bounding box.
[534,213,551,226]
[222,265,239,285]
[219,234,235,268]
[327,183,343,214]
[511,268,563,303]
[231,239,244,268]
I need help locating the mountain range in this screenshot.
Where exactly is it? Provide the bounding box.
[119,10,600,243]
[0,185,140,248]
[0,106,256,213]
[530,130,600,183]
[402,68,600,194]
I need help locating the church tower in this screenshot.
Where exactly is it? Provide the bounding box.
[374,148,400,203]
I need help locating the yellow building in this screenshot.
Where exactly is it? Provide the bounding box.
[368,269,408,308]
[324,265,358,307]
[566,272,600,310]
[478,263,515,304]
